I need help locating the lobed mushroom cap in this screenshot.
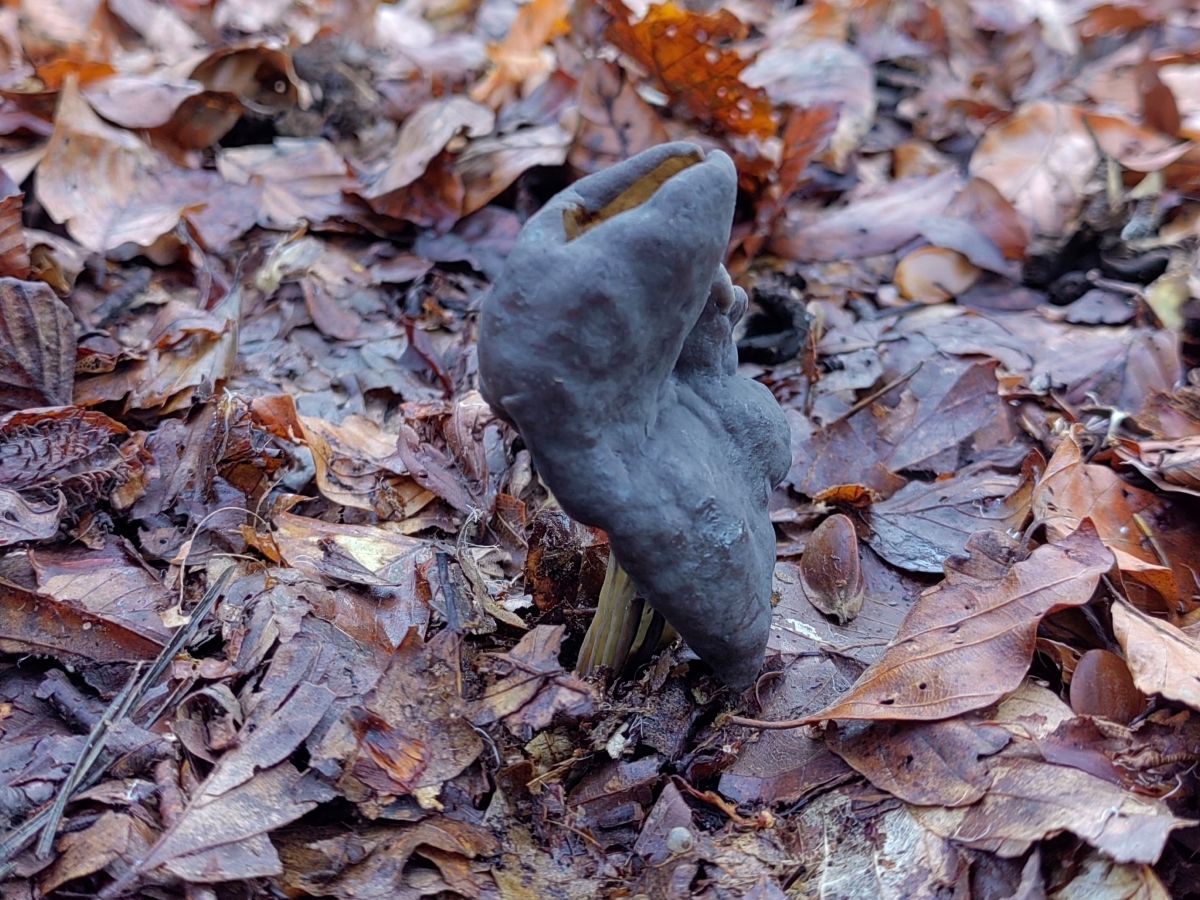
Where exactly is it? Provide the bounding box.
[478,143,791,688]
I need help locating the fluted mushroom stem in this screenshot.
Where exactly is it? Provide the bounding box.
[577,551,680,678]
[577,551,639,677]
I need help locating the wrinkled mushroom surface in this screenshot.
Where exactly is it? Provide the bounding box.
[478,142,791,688]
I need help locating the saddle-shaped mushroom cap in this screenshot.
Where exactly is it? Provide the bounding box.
[478,142,791,688]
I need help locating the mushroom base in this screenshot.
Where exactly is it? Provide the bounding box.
[578,551,660,678]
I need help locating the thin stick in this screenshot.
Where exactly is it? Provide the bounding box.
[0,567,235,868]
[820,364,922,431]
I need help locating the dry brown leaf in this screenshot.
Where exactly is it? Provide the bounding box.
[1112,603,1200,712]
[867,461,1033,574]
[969,101,1098,236]
[604,0,776,139]
[1115,435,1200,496]
[81,74,204,129]
[277,819,498,898]
[0,170,29,278]
[744,40,874,168]
[36,78,207,253]
[361,97,494,207]
[250,395,435,519]
[74,290,239,413]
[216,138,352,230]
[570,60,669,175]
[894,246,981,303]
[772,170,961,261]
[1049,851,1171,900]
[104,683,337,891]
[271,511,432,589]
[0,276,75,412]
[473,625,596,734]
[804,524,1112,723]
[458,124,572,216]
[1032,425,1185,605]
[471,0,569,108]
[0,584,163,662]
[341,629,482,800]
[41,811,157,895]
[913,756,1191,864]
[828,719,1010,807]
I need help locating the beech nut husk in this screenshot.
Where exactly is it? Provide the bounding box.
[1069,648,1147,725]
[800,513,864,624]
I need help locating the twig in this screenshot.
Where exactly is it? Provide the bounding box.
[819,364,922,431]
[0,568,234,869]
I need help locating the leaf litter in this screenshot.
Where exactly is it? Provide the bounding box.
[0,0,1199,897]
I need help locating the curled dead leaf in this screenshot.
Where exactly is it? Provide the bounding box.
[894,246,981,304]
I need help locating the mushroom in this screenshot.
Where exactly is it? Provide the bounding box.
[477,142,791,689]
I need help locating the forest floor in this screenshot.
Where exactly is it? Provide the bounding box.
[1,0,1199,897]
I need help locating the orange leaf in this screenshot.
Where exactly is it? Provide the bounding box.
[604,0,777,138]
[802,524,1113,723]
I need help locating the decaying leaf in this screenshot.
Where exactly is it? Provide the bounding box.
[338,629,482,802]
[867,461,1033,574]
[36,78,208,253]
[806,525,1112,722]
[828,719,1010,807]
[604,0,776,139]
[1112,603,1200,712]
[0,277,75,412]
[473,625,596,734]
[913,756,1192,864]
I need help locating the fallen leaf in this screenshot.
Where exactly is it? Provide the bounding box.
[26,537,174,643]
[215,138,352,231]
[471,0,569,108]
[772,171,961,261]
[36,78,207,252]
[0,584,163,662]
[1112,603,1200,712]
[73,289,239,413]
[81,74,204,129]
[0,170,29,278]
[867,461,1033,574]
[276,819,498,898]
[744,40,874,167]
[41,811,157,895]
[1115,435,1200,497]
[457,123,571,216]
[806,525,1112,722]
[913,756,1192,864]
[969,101,1098,236]
[1032,425,1186,604]
[103,682,336,890]
[360,96,494,215]
[828,719,1010,807]
[604,0,776,139]
[271,511,432,590]
[570,60,668,175]
[341,629,482,800]
[1049,850,1172,900]
[0,277,75,412]
[473,625,596,734]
